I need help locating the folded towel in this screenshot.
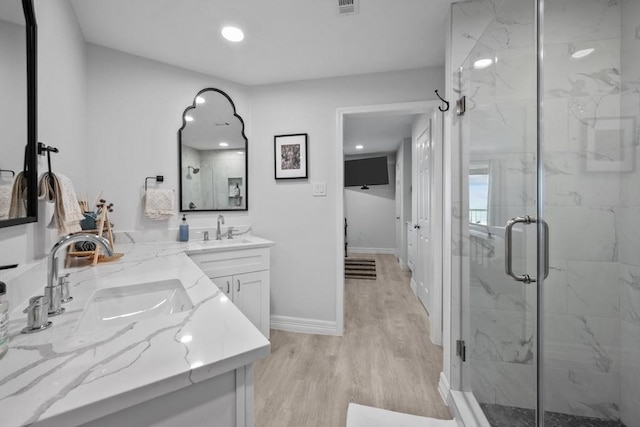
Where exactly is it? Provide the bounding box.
[8,172,27,219]
[38,172,84,235]
[0,183,11,220]
[144,189,174,220]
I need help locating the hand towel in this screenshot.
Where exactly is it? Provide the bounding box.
[8,172,27,219]
[38,172,84,235]
[0,183,11,220]
[144,189,175,220]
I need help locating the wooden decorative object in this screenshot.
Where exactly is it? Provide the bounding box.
[65,200,122,267]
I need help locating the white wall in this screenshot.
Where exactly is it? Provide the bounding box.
[0,0,445,332]
[344,154,396,254]
[249,67,444,325]
[0,0,87,266]
[85,45,251,234]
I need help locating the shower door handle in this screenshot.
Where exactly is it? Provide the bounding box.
[504,216,549,283]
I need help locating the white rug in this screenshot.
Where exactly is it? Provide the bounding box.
[346,403,458,427]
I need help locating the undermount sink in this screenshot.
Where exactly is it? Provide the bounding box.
[74,279,194,333]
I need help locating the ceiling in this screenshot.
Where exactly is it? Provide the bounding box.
[343,114,416,156]
[69,0,455,86]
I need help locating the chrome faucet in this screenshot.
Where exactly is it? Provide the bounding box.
[46,234,114,316]
[216,215,225,240]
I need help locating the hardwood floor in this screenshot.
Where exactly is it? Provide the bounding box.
[254,253,451,427]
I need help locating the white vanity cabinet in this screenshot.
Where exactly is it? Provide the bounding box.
[189,246,271,338]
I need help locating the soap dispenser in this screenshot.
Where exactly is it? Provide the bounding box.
[179,214,189,242]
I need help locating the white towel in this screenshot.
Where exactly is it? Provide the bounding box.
[38,172,84,235]
[144,189,175,220]
[0,184,11,220]
[8,172,27,219]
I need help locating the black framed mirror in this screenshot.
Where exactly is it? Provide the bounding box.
[178,88,248,212]
[0,0,37,228]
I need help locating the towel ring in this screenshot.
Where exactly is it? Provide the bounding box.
[145,175,164,192]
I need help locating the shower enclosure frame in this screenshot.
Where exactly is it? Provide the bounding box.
[446,0,635,425]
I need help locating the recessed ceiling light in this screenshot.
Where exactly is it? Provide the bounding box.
[222,26,244,42]
[185,115,194,122]
[219,142,229,147]
[571,48,594,59]
[195,96,205,104]
[355,145,364,150]
[473,58,493,69]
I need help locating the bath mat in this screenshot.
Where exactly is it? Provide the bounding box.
[345,258,376,280]
[346,403,457,427]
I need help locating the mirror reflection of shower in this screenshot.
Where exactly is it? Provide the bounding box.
[186,165,200,180]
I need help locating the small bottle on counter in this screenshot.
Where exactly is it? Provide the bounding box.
[0,281,9,358]
[179,214,189,242]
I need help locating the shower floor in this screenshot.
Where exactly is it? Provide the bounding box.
[480,403,626,427]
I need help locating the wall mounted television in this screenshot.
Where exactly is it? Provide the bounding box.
[344,156,389,189]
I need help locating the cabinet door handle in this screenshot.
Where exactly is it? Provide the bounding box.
[237,279,241,292]
[226,281,230,294]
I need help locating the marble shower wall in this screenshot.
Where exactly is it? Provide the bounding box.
[541,0,623,419]
[618,0,640,424]
[453,0,640,422]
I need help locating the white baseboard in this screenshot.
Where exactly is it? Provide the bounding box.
[449,390,490,427]
[348,247,397,255]
[410,277,417,295]
[271,315,338,336]
[438,372,450,405]
[398,259,410,271]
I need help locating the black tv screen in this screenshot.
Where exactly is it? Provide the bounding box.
[344,156,389,187]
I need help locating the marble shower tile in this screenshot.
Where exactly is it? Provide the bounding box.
[544,152,621,208]
[544,362,621,420]
[617,208,640,266]
[544,0,621,45]
[545,39,621,99]
[544,261,569,314]
[620,319,640,425]
[470,308,535,364]
[545,206,617,262]
[567,261,620,316]
[619,263,640,326]
[470,359,536,408]
[545,313,620,372]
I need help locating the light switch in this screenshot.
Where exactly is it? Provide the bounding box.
[312,181,327,197]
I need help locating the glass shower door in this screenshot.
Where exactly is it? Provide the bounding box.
[454,0,539,424]
[541,0,637,425]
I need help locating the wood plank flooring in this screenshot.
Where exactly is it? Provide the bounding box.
[254,254,452,427]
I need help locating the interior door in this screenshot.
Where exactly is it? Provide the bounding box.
[416,121,432,314]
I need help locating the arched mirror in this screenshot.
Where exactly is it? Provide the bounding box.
[179,88,248,212]
[0,0,38,228]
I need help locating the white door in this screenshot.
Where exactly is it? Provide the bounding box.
[395,161,402,261]
[416,122,432,315]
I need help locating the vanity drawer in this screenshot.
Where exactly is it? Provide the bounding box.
[189,247,270,278]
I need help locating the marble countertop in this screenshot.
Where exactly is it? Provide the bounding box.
[0,237,272,427]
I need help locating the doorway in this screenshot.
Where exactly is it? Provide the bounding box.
[335,101,443,341]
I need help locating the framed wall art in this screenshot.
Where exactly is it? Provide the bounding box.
[274,133,308,179]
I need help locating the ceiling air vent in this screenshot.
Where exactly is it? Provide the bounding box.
[338,0,359,15]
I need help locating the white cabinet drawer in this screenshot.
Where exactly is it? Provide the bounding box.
[189,247,270,278]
